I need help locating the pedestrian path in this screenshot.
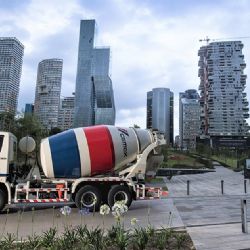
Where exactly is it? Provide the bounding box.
[165,164,250,249]
[174,196,250,227]
[165,165,249,197]
[187,223,250,250]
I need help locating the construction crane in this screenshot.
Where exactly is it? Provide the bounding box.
[199,36,250,44]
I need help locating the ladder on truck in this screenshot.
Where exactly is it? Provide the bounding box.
[135,184,168,200]
[14,180,69,203]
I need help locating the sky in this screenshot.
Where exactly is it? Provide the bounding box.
[1,0,250,135]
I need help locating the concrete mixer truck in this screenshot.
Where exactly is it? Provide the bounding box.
[0,125,167,212]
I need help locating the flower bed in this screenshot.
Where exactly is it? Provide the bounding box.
[0,202,195,250]
[0,226,194,250]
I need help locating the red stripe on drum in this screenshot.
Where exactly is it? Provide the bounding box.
[84,125,115,175]
[105,126,115,168]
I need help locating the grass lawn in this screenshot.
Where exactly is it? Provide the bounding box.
[210,155,238,169]
[162,151,206,169]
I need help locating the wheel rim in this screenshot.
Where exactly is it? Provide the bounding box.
[114,191,128,203]
[80,191,97,208]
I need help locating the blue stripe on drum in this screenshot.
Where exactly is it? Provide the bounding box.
[48,129,81,178]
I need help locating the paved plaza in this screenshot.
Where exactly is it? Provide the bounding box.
[165,163,250,250]
[165,165,250,197]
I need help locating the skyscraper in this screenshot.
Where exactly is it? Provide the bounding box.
[74,20,115,127]
[0,37,24,129]
[24,103,34,117]
[179,89,200,149]
[57,96,75,131]
[198,41,249,138]
[34,59,63,130]
[147,88,174,144]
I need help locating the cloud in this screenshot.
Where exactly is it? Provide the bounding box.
[1,0,250,136]
[116,107,146,128]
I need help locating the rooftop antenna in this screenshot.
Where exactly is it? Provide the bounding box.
[199,36,250,44]
[199,36,210,45]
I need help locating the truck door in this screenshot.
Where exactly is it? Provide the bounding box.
[0,134,8,180]
[0,135,3,152]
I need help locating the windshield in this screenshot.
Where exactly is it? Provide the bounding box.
[0,135,3,152]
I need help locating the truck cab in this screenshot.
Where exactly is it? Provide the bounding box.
[0,132,17,209]
[0,132,17,182]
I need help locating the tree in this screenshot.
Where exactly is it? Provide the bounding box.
[14,114,47,141]
[0,112,15,132]
[49,127,62,136]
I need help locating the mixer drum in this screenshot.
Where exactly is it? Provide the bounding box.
[40,125,154,178]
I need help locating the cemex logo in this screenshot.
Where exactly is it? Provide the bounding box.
[118,128,129,157]
[118,128,129,137]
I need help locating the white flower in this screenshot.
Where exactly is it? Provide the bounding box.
[111,200,128,219]
[131,218,138,225]
[60,206,71,216]
[100,204,110,216]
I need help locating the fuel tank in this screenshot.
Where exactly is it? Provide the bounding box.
[40,125,155,178]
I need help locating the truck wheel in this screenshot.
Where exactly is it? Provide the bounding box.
[75,185,102,212]
[0,189,6,211]
[108,185,132,208]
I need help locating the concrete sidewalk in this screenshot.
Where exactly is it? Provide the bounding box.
[188,223,250,250]
[164,163,250,249]
[0,199,184,238]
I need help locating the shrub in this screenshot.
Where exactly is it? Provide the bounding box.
[24,234,41,250]
[132,227,149,250]
[175,232,188,249]
[59,226,78,250]
[155,228,173,250]
[41,227,57,248]
[1,233,16,250]
[112,226,130,250]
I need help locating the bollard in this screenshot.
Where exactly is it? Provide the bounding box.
[241,199,248,233]
[187,180,190,196]
[244,179,247,194]
[221,180,224,195]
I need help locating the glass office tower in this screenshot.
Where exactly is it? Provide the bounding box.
[73,20,115,127]
[147,88,174,145]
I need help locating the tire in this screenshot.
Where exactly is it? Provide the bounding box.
[75,185,102,212]
[108,185,132,208]
[0,189,6,212]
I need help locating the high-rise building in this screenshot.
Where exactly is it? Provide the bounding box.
[179,89,200,149]
[147,88,174,144]
[24,103,34,117]
[73,20,115,127]
[198,41,249,138]
[0,37,24,129]
[34,59,63,130]
[57,96,75,131]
